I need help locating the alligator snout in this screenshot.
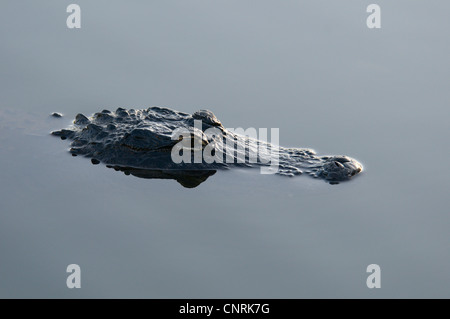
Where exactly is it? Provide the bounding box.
[319,156,363,183]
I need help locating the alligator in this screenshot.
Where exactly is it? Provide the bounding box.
[51,107,363,188]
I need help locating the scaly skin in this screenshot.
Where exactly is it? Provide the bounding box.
[52,107,363,185]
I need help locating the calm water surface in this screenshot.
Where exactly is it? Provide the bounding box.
[0,1,449,298]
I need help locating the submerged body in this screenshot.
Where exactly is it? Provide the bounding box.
[52,107,362,186]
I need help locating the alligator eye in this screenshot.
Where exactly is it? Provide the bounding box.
[334,156,350,163]
[334,161,344,168]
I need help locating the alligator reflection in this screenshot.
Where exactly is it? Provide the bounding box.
[106,165,216,188]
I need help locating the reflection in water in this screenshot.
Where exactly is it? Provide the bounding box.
[106,165,216,188]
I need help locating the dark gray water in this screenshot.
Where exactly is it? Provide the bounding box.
[1,1,449,298]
